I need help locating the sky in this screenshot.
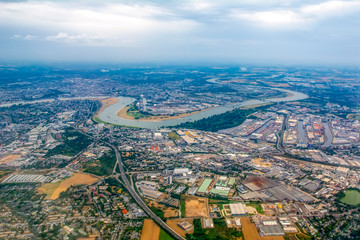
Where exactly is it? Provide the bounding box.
[0,0,359,65]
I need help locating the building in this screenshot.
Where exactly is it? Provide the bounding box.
[177,221,193,232]
[139,187,163,200]
[258,219,285,236]
[229,203,247,216]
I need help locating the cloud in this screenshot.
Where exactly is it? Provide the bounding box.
[45,32,104,45]
[0,0,359,64]
[11,34,37,40]
[231,0,360,29]
[0,1,199,46]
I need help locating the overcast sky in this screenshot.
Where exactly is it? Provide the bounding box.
[0,0,359,65]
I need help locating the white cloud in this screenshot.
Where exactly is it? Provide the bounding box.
[231,0,360,29]
[0,1,199,46]
[10,34,37,40]
[24,35,37,40]
[45,32,104,45]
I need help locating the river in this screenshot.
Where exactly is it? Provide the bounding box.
[98,88,308,129]
[0,96,110,107]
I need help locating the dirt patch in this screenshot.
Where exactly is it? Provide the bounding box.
[244,206,257,214]
[166,218,194,237]
[37,173,99,200]
[147,200,178,218]
[241,217,284,240]
[185,196,209,218]
[164,207,179,218]
[148,200,165,209]
[141,219,160,240]
[0,155,21,164]
[252,158,272,168]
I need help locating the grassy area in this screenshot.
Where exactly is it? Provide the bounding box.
[246,202,264,214]
[209,199,231,204]
[37,182,61,199]
[126,103,152,119]
[159,228,174,240]
[180,195,186,218]
[0,170,13,179]
[83,150,116,176]
[339,189,360,206]
[150,206,166,221]
[187,219,242,240]
[168,131,181,141]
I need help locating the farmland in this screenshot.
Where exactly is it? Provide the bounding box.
[37,173,99,200]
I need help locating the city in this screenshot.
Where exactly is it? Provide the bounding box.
[0,0,359,239]
[0,65,359,240]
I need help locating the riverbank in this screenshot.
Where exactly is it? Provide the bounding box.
[93,98,119,120]
[96,88,308,129]
[117,105,217,122]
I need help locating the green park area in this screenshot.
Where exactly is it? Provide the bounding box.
[340,189,360,206]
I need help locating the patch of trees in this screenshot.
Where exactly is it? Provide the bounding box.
[84,151,116,176]
[46,128,92,157]
[175,105,272,132]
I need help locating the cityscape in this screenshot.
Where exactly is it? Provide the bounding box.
[0,0,359,240]
[0,65,359,240]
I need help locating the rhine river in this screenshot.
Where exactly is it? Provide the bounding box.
[98,89,308,129]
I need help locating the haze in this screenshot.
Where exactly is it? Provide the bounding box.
[0,0,359,65]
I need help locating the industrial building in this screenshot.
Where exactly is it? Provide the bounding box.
[229,203,247,216]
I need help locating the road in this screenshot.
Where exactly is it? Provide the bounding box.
[276,113,287,154]
[77,129,185,239]
[107,143,185,240]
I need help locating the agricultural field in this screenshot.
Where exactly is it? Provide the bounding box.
[0,154,21,164]
[241,217,284,240]
[185,196,209,218]
[0,170,13,180]
[37,173,99,200]
[141,219,160,240]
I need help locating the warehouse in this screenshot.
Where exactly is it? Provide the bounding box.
[229,203,247,215]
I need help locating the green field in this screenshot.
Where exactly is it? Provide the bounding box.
[180,196,186,218]
[340,189,360,206]
[168,131,181,141]
[198,179,212,193]
[246,202,264,214]
[159,228,174,240]
[186,219,242,240]
[126,103,152,119]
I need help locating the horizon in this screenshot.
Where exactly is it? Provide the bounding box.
[0,0,359,65]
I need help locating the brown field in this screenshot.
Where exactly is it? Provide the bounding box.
[241,217,284,240]
[252,158,272,168]
[164,207,179,218]
[37,173,99,200]
[0,155,21,164]
[185,196,209,218]
[147,200,165,209]
[93,97,118,119]
[166,218,194,237]
[117,106,216,122]
[147,200,178,218]
[141,219,160,240]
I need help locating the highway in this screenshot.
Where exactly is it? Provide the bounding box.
[107,144,186,240]
[276,113,287,154]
